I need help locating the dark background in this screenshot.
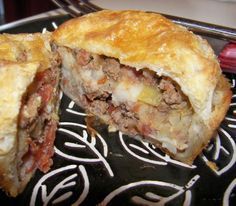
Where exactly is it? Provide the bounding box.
[3,0,57,23]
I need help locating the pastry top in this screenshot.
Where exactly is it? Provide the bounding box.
[53,10,223,121]
[0,32,52,71]
[0,61,39,155]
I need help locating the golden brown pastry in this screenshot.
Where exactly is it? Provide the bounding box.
[0,33,60,197]
[52,10,231,164]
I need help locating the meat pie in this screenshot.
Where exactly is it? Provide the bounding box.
[52,10,232,164]
[0,33,60,197]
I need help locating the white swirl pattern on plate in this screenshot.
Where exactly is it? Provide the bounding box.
[99,175,200,206]
[30,164,89,206]
[200,128,236,175]
[223,178,236,206]
[119,132,196,169]
[56,123,114,177]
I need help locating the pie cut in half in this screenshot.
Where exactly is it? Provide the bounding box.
[52,10,232,165]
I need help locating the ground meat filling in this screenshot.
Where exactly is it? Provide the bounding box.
[60,47,193,152]
[18,66,59,179]
[159,79,184,105]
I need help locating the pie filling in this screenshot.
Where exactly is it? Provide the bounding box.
[57,47,204,155]
[17,66,60,181]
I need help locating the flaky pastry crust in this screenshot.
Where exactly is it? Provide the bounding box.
[0,61,39,196]
[0,32,52,71]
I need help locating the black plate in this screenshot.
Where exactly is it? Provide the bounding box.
[0,14,236,206]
